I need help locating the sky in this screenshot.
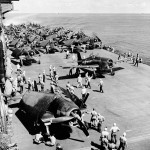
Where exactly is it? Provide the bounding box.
[12,0,150,13]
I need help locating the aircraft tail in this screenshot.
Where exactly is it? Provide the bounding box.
[76,52,82,65]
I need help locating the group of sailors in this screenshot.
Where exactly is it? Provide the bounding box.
[118,51,142,67]
[77,73,104,93]
[89,109,127,150]
[15,62,60,94]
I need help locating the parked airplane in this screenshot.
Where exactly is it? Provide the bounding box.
[63,52,117,78]
[19,90,89,137]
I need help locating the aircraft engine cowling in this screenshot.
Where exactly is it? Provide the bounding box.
[47,96,81,118]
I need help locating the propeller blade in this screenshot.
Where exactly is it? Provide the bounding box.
[77,119,89,137]
[41,115,73,124]
[51,116,74,123]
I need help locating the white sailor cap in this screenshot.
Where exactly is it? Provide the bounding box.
[104,127,107,131]
[113,123,116,126]
[123,132,126,136]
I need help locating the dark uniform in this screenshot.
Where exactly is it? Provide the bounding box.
[134,54,139,67]
[99,79,104,93]
[118,133,127,150]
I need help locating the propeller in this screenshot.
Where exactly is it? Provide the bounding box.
[77,119,89,137]
[41,114,74,124]
[51,116,74,123]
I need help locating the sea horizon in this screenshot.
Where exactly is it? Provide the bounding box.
[4,13,150,65]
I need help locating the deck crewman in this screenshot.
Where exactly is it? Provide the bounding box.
[81,86,87,100]
[134,53,139,67]
[90,108,98,127]
[98,79,104,93]
[118,132,127,150]
[77,74,82,88]
[110,123,120,144]
[97,113,105,133]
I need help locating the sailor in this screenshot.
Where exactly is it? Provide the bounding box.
[45,134,56,146]
[108,143,117,150]
[49,135,56,146]
[90,108,98,127]
[56,143,63,150]
[12,78,17,96]
[97,113,105,133]
[134,53,139,67]
[17,73,22,87]
[77,74,82,88]
[55,73,59,85]
[118,132,127,150]
[34,80,38,92]
[128,51,131,57]
[22,71,27,84]
[81,44,86,53]
[98,79,104,93]
[70,85,75,94]
[43,70,46,83]
[132,56,135,64]
[101,135,109,150]
[33,132,44,144]
[40,81,44,92]
[85,72,88,87]
[101,127,109,140]
[19,77,24,94]
[27,78,32,91]
[118,54,121,60]
[86,74,92,89]
[66,81,71,91]
[46,44,50,54]
[50,81,55,93]
[81,86,87,101]
[38,73,43,84]
[49,65,52,79]
[66,50,69,59]
[110,123,120,144]
[53,66,57,77]
[31,79,34,91]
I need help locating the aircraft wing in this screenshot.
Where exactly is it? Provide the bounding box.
[62,65,99,69]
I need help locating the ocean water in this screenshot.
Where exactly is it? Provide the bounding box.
[4,13,150,65]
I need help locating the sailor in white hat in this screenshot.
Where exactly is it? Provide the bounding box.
[110,123,120,144]
[101,127,109,140]
[118,132,127,150]
[98,78,104,93]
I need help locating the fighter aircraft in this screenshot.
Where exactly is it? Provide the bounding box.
[62,52,117,78]
[19,90,89,137]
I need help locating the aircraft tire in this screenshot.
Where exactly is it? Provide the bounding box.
[111,71,115,76]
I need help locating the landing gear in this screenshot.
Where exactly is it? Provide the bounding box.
[110,68,115,76]
[92,70,96,79]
